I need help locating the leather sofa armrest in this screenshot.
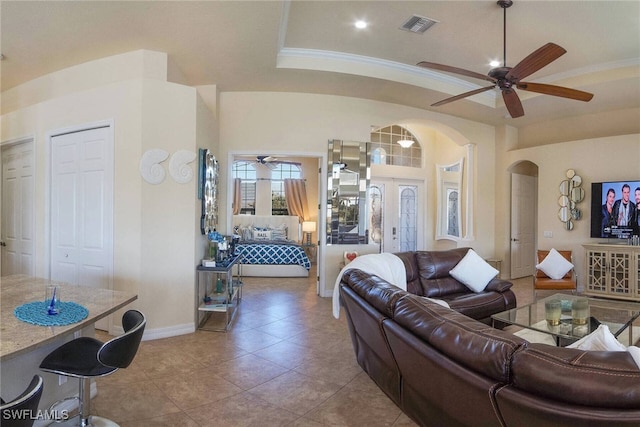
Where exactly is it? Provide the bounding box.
[484,278,513,293]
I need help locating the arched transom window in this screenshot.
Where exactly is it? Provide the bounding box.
[370,125,421,167]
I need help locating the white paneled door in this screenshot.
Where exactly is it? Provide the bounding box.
[50,126,113,329]
[510,173,536,279]
[1,140,35,276]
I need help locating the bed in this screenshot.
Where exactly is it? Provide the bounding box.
[232,215,311,277]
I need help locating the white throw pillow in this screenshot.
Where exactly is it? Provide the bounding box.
[449,249,499,293]
[253,229,272,240]
[269,224,288,240]
[536,248,574,279]
[567,324,627,351]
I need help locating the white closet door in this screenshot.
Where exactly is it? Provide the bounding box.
[50,126,113,328]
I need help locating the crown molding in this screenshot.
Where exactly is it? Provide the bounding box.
[277,47,498,108]
[536,58,640,84]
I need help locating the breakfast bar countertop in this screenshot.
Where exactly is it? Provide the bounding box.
[0,274,137,361]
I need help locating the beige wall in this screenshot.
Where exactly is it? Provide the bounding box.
[498,133,640,288]
[1,51,217,338]
[5,48,635,335]
[218,92,498,296]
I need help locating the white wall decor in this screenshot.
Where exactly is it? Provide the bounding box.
[169,150,197,184]
[139,149,169,184]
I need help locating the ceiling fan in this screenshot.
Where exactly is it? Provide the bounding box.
[417,0,593,118]
[254,155,300,169]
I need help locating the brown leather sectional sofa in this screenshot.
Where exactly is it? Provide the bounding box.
[338,249,640,426]
[394,248,516,323]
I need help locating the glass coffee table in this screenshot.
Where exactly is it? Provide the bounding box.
[491,294,640,347]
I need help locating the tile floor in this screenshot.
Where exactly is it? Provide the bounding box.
[91,270,538,426]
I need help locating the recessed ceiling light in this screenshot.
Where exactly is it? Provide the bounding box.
[355,20,367,29]
[489,60,501,67]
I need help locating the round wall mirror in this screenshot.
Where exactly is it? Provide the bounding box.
[571,186,585,202]
[557,169,585,230]
[558,206,570,222]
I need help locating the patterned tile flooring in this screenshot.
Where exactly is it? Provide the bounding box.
[91,269,538,426]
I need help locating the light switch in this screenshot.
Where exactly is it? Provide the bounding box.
[543,231,553,238]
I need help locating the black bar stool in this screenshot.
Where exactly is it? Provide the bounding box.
[40,310,145,427]
[0,375,44,427]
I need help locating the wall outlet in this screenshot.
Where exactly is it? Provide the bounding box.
[543,231,553,238]
[58,375,67,386]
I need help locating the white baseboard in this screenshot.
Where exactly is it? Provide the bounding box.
[109,322,195,341]
[140,323,195,341]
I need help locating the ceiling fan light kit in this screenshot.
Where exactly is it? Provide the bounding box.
[417,0,593,118]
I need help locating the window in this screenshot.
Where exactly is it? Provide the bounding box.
[271,163,302,215]
[370,125,421,167]
[232,161,256,214]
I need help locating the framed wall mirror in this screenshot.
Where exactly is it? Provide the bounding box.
[436,158,464,240]
[327,140,370,245]
[199,149,219,234]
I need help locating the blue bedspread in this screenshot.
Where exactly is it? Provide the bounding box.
[236,241,311,270]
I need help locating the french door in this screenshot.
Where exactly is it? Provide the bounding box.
[369,179,424,253]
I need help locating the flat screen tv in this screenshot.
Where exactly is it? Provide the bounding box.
[590,180,640,239]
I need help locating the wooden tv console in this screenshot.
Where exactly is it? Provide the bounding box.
[584,244,640,301]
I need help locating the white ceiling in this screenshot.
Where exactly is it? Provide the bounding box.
[1,0,639,140]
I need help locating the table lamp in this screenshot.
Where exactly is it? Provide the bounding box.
[302,221,316,245]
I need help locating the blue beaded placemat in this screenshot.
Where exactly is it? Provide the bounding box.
[14,301,89,326]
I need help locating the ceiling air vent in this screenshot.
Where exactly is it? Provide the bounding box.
[400,15,438,34]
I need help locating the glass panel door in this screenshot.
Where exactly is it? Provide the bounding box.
[369,179,423,253]
[398,185,418,252]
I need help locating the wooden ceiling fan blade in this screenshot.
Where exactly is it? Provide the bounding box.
[502,89,524,118]
[516,82,594,101]
[417,61,496,83]
[431,85,496,107]
[505,43,566,82]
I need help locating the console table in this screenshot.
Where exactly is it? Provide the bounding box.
[584,244,640,301]
[196,254,243,332]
